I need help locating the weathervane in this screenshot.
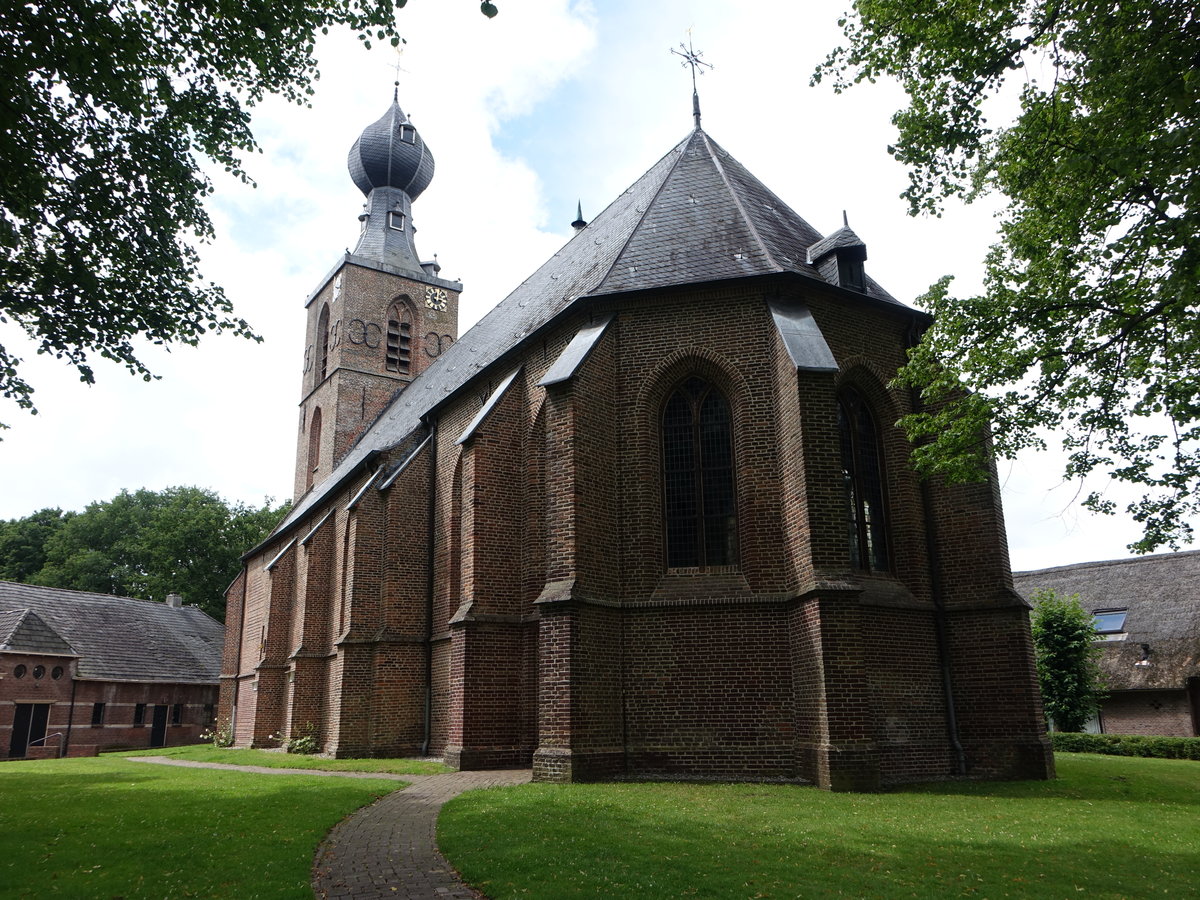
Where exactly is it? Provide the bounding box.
[390,37,409,101]
[671,31,712,129]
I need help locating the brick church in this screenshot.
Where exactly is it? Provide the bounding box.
[218,88,1055,790]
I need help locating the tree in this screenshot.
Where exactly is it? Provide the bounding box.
[2,487,288,620]
[815,0,1200,551]
[1028,588,1105,732]
[0,507,69,581]
[0,0,497,427]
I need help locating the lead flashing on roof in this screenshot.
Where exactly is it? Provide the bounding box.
[345,469,383,511]
[299,509,335,546]
[265,539,298,572]
[378,434,433,491]
[457,368,522,446]
[768,298,839,373]
[537,314,614,387]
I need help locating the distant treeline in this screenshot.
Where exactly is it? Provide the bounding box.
[0,487,289,621]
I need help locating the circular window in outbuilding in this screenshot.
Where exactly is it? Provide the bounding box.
[13,664,26,679]
[32,665,45,679]
[51,666,64,680]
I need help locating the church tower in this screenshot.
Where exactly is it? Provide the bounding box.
[294,91,462,499]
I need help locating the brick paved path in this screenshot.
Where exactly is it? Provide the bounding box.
[129,757,531,899]
[312,769,532,899]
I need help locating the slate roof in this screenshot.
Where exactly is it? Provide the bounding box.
[807,225,867,264]
[0,608,76,656]
[1014,550,1200,691]
[272,126,914,539]
[0,581,223,684]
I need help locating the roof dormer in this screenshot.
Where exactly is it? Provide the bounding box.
[807,217,868,294]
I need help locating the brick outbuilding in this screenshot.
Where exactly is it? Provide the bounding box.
[219,93,1054,789]
[1,582,222,758]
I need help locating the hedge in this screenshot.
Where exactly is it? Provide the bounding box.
[1051,732,1200,760]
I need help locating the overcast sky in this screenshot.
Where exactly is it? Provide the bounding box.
[0,0,1186,572]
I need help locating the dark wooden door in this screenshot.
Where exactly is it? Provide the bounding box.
[8,703,49,758]
[150,705,168,748]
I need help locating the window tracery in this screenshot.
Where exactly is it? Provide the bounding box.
[662,376,737,569]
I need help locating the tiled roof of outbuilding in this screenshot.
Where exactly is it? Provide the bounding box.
[1014,550,1200,691]
[0,581,222,684]
[0,608,77,656]
[273,127,913,538]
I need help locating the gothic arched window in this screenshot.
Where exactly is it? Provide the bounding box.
[385,300,413,374]
[307,407,323,490]
[663,376,737,569]
[317,304,331,382]
[838,388,889,572]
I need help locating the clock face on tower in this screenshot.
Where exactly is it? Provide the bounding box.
[425,286,448,311]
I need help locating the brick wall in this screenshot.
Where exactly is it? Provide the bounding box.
[222,273,1053,789]
[1102,691,1195,736]
[2,653,216,758]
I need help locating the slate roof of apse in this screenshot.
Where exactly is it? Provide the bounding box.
[0,581,223,684]
[273,127,911,537]
[1014,550,1200,691]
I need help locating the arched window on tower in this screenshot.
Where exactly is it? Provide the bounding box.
[385,300,413,374]
[307,407,323,491]
[838,388,889,572]
[662,376,737,569]
[318,303,331,382]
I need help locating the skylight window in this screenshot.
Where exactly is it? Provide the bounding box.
[1093,609,1127,640]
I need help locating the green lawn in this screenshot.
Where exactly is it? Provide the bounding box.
[0,756,401,899]
[440,753,1200,899]
[119,743,452,775]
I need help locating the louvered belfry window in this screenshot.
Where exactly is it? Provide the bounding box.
[386,301,412,374]
[317,303,331,381]
[663,376,737,569]
[839,388,889,572]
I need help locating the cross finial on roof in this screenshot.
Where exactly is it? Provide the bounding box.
[671,31,712,130]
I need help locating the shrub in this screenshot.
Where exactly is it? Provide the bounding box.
[1051,732,1200,760]
[283,722,320,755]
[1030,589,1106,732]
[201,722,234,748]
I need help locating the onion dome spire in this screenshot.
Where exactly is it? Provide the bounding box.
[347,87,435,273]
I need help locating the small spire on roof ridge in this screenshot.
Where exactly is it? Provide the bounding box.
[571,200,587,233]
[843,210,850,228]
[393,80,399,103]
[671,34,712,130]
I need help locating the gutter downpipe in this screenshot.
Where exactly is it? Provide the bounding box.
[907,320,967,776]
[420,421,438,757]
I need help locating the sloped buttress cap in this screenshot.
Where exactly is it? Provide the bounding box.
[347,95,435,200]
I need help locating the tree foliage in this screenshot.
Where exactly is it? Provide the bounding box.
[816,0,1200,551]
[0,506,68,582]
[0,0,497,425]
[1029,588,1105,732]
[0,487,288,620]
